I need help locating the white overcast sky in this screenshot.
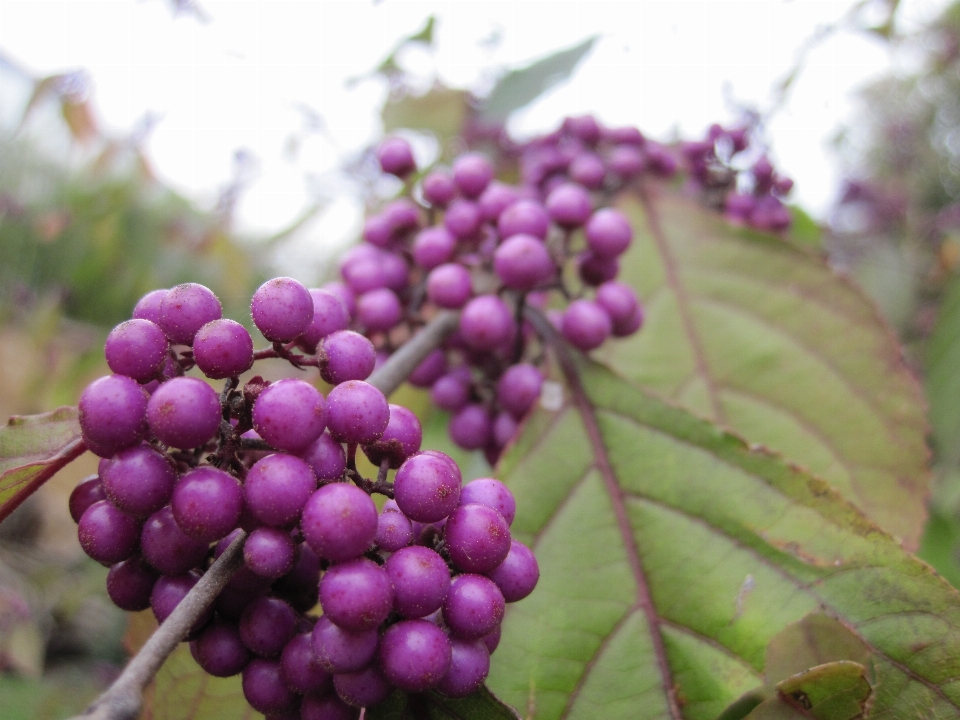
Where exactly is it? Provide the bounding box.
[0,0,950,277]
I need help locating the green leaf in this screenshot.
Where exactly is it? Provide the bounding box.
[382,87,470,145]
[487,347,960,720]
[926,272,960,465]
[480,37,597,120]
[0,407,85,524]
[596,191,929,548]
[367,687,520,719]
[762,614,871,686]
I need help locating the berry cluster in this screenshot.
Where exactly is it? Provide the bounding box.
[70,278,538,718]
[348,118,653,462]
[680,123,794,232]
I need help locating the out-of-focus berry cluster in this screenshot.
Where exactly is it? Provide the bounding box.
[71,278,538,718]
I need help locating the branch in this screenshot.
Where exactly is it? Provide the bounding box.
[67,309,461,720]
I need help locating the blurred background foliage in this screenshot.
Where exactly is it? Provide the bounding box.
[9,2,960,718]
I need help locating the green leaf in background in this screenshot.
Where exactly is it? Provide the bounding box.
[368,687,520,719]
[480,37,597,120]
[597,191,929,548]
[382,88,470,146]
[487,349,960,720]
[744,662,871,720]
[926,272,960,465]
[0,407,84,523]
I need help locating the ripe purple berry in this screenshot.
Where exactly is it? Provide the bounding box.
[158,283,222,346]
[445,503,511,573]
[562,299,612,351]
[325,380,390,444]
[193,319,254,379]
[585,208,633,259]
[301,483,378,562]
[362,404,422,469]
[459,295,515,351]
[545,183,593,228]
[427,263,473,309]
[105,319,169,382]
[252,378,327,453]
[494,233,555,291]
[453,153,494,199]
[377,136,416,178]
[78,375,149,457]
[251,277,314,343]
[146,376,222,450]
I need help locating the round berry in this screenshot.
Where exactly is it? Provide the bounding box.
[78,375,149,457]
[408,349,448,388]
[242,659,297,715]
[357,288,402,333]
[487,539,539,602]
[494,233,555,291]
[106,557,158,612]
[562,299,612,351]
[478,182,519,222]
[240,596,297,658]
[459,295,514,352]
[158,283,222,346]
[453,153,494,198]
[585,208,632,259]
[569,152,606,190]
[449,404,491,451]
[442,574,505,640]
[319,330,376,386]
[437,638,490,698]
[141,506,209,575]
[379,619,452,692]
[69,475,106,524]
[302,483,378,562]
[245,454,317,528]
[413,226,457,270]
[251,277,314,343]
[383,199,420,236]
[445,503,511,573]
[193,622,251,677]
[151,571,211,633]
[362,214,392,247]
[385,546,451,618]
[460,478,516,526]
[496,363,543,419]
[376,509,414,552]
[146,376,222,450]
[244,526,298,579]
[280,632,331,695]
[612,303,644,337]
[492,411,518,449]
[301,694,358,720]
[171,466,243,542]
[444,199,482,239]
[427,263,473,309]
[193,319,254,379]
[132,289,167,325]
[394,452,462,523]
[100,443,176,517]
[333,665,392,708]
[105,319,168,382]
[577,251,619,286]
[325,380,390,444]
[299,432,347,482]
[322,282,357,319]
[298,289,350,352]
[608,145,644,179]
[497,200,550,240]
[546,183,592,228]
[362,404,422,469]
[311,615,379,674]
[78,500,139,565]
[319,558,392,632]
[422,169,457,207]
[377,137,416,177]
[252,378,327,452]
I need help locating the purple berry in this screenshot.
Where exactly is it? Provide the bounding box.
[340,252,387,295]
[445,503,511,573]
[376,509,413,552]
[253,378,327,452]
[608,145,644,179]
[487,539,539,602]
[244,454,317,528]
[459,295,514,352]
[377,137,416,177]
[325,380,390,444]
[78,375,149,457]
[99,443,176,517]
[606,126,644,146]
[302,483,378,562]
[383,199,420,237]
[244,526,298,578]
[492,411,517,449]
[298,289,350,353]
[427,263,473,309]
[158,283,222,346]
[545,183,592,228]
[193,622,252,677]
[394,452,462,523]
[106,557,158,611]
[460,478,516,526]
[240,596,297,658]
[497,200,550,240]
[171,466,243,542]
[311,615,379,674]
[585,208,632,259]
[422,169,457,207]
[193,319,254,379]
[496,363,543,419]
[362,214,392,247]
[78,500,139,565]
[242,659,297,715]
[483,626,501,654]
[562,299,612,351]
[493,234,555,291]
[357,288,402,333]
[381,251,411,293]
[362,404,422,469]
[319,330,376,385]
[69,475,106,524]
[577,251,619,286]
[453,153,494,198]
[141,506,209,575]
[322,282,357,319]
[147,376,222,450]
[408,349,448,388]
[151,571,211,633]
[281,633,331,695]
[442,574,505,640]
[569,152,606,190]
[379,619,452,692]
[431,371,471,412]
[299,432,347,482]
[478,182,519,222]
[645,143,677,177]
[132,289,167,325]
[273,543,321,613]
[319,558,392,632]
[385,546,451,618]
[333,665,392,708]
[444,199,482,239]
[612,303,644,337]
[437,638,490,698]
[251,277,314,343]
[105,319,169,382]
[301,694,359,720]
[564,114,602,144]
[449,404,492,451]
[413,226,457,270]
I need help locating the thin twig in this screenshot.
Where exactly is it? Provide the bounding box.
[67,308,461,720]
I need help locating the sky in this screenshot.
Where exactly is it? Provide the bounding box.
[0,0,950,278]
